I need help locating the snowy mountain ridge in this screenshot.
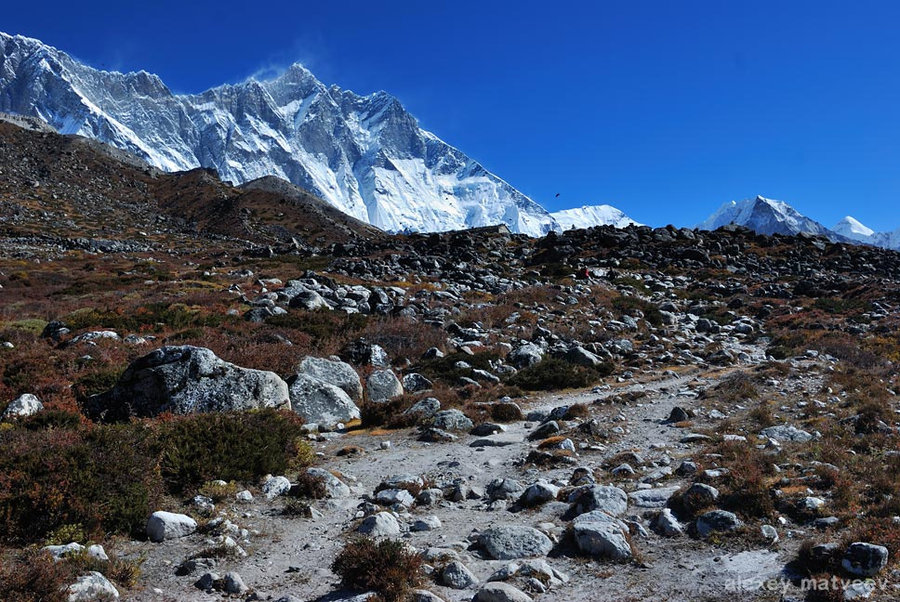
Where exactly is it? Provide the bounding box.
[0,32,572,236]
[697,195,838,238]
[833,216,900,251]
[551,204,642,230]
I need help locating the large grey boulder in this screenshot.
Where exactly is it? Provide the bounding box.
[404,397,441,419]
[842,543,889,577]
[147,511,197,542]
[567,485,628,518]
[441,560,478,589]
[288,374,360,427]
[357,512,402,537]
[571,511,632,560]
[366,370,403,402]
[88,346,289,420]
[305,467,351,498]
[650,508,684,537]
[695,510,743,537]
[66,571,119,601]
[1,393,43,420]
[479,526,553,560]
[432,409,474,431]
[508,344,543,369]
[289,290,330,310]
[296,356,362,400]
[759,424,814,443]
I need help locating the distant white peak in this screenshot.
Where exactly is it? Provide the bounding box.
[551,204,642,230]
[833,216,874,239]
[697,195,834,239]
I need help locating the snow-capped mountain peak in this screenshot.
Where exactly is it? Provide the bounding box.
[833,216,875,241]
[832,216,900,251]
[0,31,561,236]
[697,195,836,238]
[550,204,642,230]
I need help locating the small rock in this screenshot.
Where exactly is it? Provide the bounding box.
[441,560,477,589]
[146,511,197,542]
[66,571,119,601]
[357,512,402,537]
[473,582,534,602]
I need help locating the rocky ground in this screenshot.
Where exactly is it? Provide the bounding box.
[0,118,899,602]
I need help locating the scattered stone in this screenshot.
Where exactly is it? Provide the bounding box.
[479,526,553,560]
[357,512,402,537]
[432,409,474,431]
[146,511,197,542]
[403,373,434,392]
[695,510,743,537]
[305,467,351,498]
[842,543,889,577]
[441,560,478,589]
[759,424,814,443]
[366,370,404,402]
[473,582,534,602]
[567,485,628,518]
[404,397,441,419]
[571,511,632,560]
[518,481,560,507]
[296,356,363,400]
[288,373,360,427]
[1,393,43,419]
[650,508,684,537]
[262,475,291,500]
[411,515,442,531]
[66,571,119,601]
[223,571,248,595]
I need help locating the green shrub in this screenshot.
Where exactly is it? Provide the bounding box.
[612,295,663,326]
[267,310,368,341]
[508,358,612,391]
[20,409,82,431]
[331,538,423,602]
[0,424,163,544]
[0,409,313,545]
[158,409,311,493]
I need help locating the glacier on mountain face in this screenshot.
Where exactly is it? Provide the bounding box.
[0,32,562,236]
[550,204,642,230]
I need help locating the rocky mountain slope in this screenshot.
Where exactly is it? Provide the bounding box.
[0,116,383,253]
[0,32,560,236]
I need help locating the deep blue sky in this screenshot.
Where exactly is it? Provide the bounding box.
[5,1,900,229]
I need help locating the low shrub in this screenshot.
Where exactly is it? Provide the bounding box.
[490,401,524,423]
[291,471,328,499]
[0,424,163,543]
[158,409,312,493]
[198,480,239,503]
[508,358,611,391]
[331,538,423,602]
[360,397,419,429]
[0,409,313,545]
[0,548,70,602]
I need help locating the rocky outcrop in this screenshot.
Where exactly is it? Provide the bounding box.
[87,346,289,421]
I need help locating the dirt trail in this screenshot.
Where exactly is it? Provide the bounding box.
[127,344,794,602]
